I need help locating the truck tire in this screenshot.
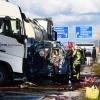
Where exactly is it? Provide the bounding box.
[0,67,9,84]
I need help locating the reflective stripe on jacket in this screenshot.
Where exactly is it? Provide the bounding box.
[73,50,81,65]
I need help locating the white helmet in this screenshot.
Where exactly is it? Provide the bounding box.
[75,46,79,49]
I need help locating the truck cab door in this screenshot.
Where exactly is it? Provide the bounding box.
[0,18,25,73]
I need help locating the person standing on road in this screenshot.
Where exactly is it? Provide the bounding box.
[65,47,73,78]
[51,49,60,75]
[86,49,91,66]
[71,46,81,83]
[80,48,86,65]
[92,47,96,63]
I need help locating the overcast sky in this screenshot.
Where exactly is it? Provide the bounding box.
[9,0,100,27]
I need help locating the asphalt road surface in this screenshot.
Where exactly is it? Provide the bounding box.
[0,64,100,100]
[0,90,84,100]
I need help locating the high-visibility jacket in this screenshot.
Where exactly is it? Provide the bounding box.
[73,50,81,65]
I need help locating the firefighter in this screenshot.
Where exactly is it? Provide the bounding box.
[71,46,81,83]
[51,49,60,75]
[92,47,96,63]
[65,47,73,80]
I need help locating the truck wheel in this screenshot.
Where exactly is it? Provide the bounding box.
[0,67,8,84]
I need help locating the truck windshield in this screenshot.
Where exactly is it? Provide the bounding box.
[0,18,21,36]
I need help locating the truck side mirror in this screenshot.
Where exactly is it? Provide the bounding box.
[21,13,26,20]
[21,13,29,22]
[52,30,57,41]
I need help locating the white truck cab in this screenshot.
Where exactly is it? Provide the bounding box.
[0,1,57,84]
[0,1,27,83]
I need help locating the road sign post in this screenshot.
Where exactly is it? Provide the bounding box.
[53,27,68,39]
[76,26,92,38]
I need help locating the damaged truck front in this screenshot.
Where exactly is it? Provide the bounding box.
[0,1,28,83]
[0,1,57,84]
